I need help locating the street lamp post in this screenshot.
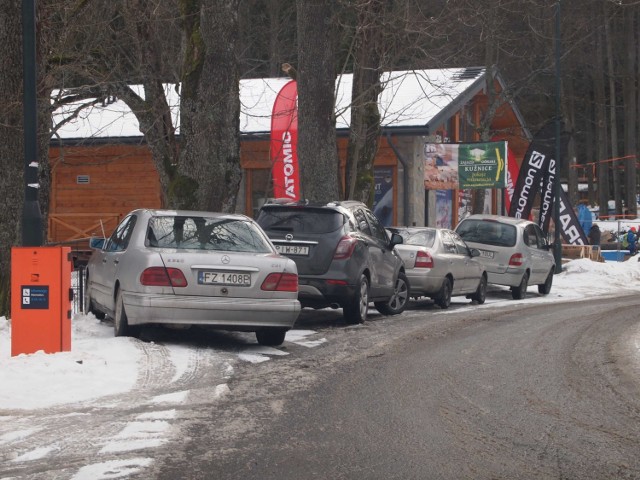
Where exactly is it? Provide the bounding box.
[22,0,43,247]
[553,0,563,273]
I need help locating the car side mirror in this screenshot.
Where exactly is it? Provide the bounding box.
[89,237,106,250]
[389,232,403,247]
[470,248,481,257]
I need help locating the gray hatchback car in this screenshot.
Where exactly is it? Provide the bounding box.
[257,200,409,324]
[455,214,556,299]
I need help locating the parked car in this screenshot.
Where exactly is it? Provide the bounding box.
[455,214,555,299]
[84,209,301,346]
[388,227,488,308]
[256,200,409,324]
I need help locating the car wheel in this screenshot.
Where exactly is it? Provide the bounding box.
[114,290,137,337]
[538,269,554,295]
[471,274,487,304]
[256,329,287,346]
[375,271,409,315]
[511,272,529,300]
[436,277,452,309]
[344,274,369,324]
[84,274,105,320]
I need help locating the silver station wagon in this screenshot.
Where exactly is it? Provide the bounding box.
[455,214,556,299]
[84,209,301,346]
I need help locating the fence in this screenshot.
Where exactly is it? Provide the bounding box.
[71,267,86,315]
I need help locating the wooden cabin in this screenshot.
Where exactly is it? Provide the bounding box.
[48,67,531,262]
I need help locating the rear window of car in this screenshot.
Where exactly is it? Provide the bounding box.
[146,215,273,252]
[257,207,345,234]
[456,219,517,247]
[393,228,436,248]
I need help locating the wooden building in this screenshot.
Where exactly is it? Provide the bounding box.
[49,67,531,250]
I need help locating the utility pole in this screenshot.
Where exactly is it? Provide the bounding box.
[22,0,43,246]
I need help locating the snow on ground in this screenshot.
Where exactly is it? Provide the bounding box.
[1,257,640,411]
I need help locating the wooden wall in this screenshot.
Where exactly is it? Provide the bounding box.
[48,144,161,245]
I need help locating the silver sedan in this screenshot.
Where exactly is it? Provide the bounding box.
[84,209,301,346]
[388,227,487,309]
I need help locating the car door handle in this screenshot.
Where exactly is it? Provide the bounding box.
[102,258,107,263]
[113,259,119,265]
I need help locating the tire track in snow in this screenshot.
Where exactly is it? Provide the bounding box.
[0,336,236,480]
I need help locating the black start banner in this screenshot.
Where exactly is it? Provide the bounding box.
[508,122,554,220]
[509,121,588,245]
[557,187,588,245]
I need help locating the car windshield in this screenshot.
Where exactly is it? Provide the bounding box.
[456,220,517,247]
[146,215,273,252]
[393,228,436,247]
[257,207,344,234]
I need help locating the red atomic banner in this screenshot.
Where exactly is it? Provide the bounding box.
[270,80,300,201]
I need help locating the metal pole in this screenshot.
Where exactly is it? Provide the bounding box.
[553,0,563,273]
[22,0,43,246]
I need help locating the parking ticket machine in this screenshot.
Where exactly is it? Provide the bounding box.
[10,246,73,356]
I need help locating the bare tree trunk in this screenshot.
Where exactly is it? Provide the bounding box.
[115,82,179,208]
[623,6,637,218]
[296,0,341,202]
[585,95,596,205]
[344,0,384,205]
[564,76,578,206]
[594,20,610,218]
[0,0,51,316]
[0,0,24,316]
[604,7,622,217]
[177,0,242,212]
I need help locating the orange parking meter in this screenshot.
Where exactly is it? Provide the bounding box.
[10,246,72,356]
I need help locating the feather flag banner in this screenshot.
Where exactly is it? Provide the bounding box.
[270,80,300,201]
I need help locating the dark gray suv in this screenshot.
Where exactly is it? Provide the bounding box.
[257,200,409,323]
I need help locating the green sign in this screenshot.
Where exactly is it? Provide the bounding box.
[457,141,507,189]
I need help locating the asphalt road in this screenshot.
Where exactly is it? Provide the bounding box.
[153,294,640,480]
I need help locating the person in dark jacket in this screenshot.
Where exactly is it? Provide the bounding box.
[628,227,637,255]
[588,224,601,246]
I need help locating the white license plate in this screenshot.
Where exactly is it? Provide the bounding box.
[275,244,310,256]
[198,271,251,286]
[479,249,494,259]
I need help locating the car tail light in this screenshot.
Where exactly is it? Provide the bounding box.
[261,272,298,292]
[509,253,524,266]
[414,251,434,268]
[334,236,358,259]
[140,267,188,287]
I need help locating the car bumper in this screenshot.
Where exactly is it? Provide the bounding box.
[122,292,300,329]
[486,268,526,288]
[297,277,358,308]
[405,270,443,296]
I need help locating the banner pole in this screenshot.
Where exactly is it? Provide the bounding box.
[553,0,563,273]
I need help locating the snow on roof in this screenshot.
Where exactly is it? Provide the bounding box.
[52,67,485,140]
